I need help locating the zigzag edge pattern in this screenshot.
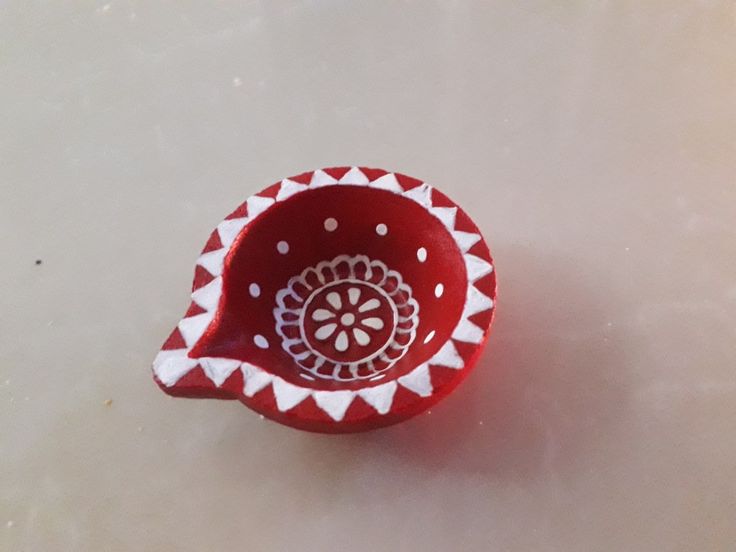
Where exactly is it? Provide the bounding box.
[153,167,495,422]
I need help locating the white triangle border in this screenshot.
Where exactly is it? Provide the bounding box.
[153,167,495,423]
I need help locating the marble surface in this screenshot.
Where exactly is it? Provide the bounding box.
[2,2,735,550]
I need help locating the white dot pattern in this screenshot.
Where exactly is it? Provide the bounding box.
[157,167,498,427]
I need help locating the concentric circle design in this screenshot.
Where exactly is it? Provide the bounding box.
[152,166,497,433]
[274,255,419,381]
[302,280,396,362]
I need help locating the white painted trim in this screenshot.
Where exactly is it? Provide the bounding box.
[398,364,433,397]
[242,363,274,397]
[199,357,241,387]
[177,313,214,348]
[272,377,312,412]
[313,390,355,421]
[276,179,308,201]
[153,350,199,386]
[429,341,465,369]
[369,173,403,193]
[217,218,248,249]
[191,277,222,311]
[310,169,338,187]
[153,167,495,422]
[356,381,398,414]
[196,248,227,276]
[338,167,370,185]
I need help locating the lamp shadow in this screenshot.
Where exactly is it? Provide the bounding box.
[290,244,634,480]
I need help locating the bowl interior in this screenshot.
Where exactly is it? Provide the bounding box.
[191,186,468,391]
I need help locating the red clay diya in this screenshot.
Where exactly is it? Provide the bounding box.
[152,167,497,433]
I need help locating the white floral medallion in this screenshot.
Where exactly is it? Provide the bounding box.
[274,255,419,381]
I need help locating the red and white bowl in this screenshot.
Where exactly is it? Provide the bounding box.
[152,167,497,433]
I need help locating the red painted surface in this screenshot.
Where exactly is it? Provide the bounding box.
[154,168,497,433]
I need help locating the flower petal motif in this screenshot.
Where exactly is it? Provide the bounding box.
[348,287,361,305]
[326,292,342,310]
[274,255,419,381]
[335,331,349,352]
[315,323,337,341]
[361,317,384,330]
[312,309,335,321]
[353,328,370,346]
[359,299,380,312]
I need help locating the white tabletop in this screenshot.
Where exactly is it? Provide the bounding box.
[2,2,735,551]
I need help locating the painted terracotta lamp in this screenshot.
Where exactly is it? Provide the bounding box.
[152,167,497,433]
